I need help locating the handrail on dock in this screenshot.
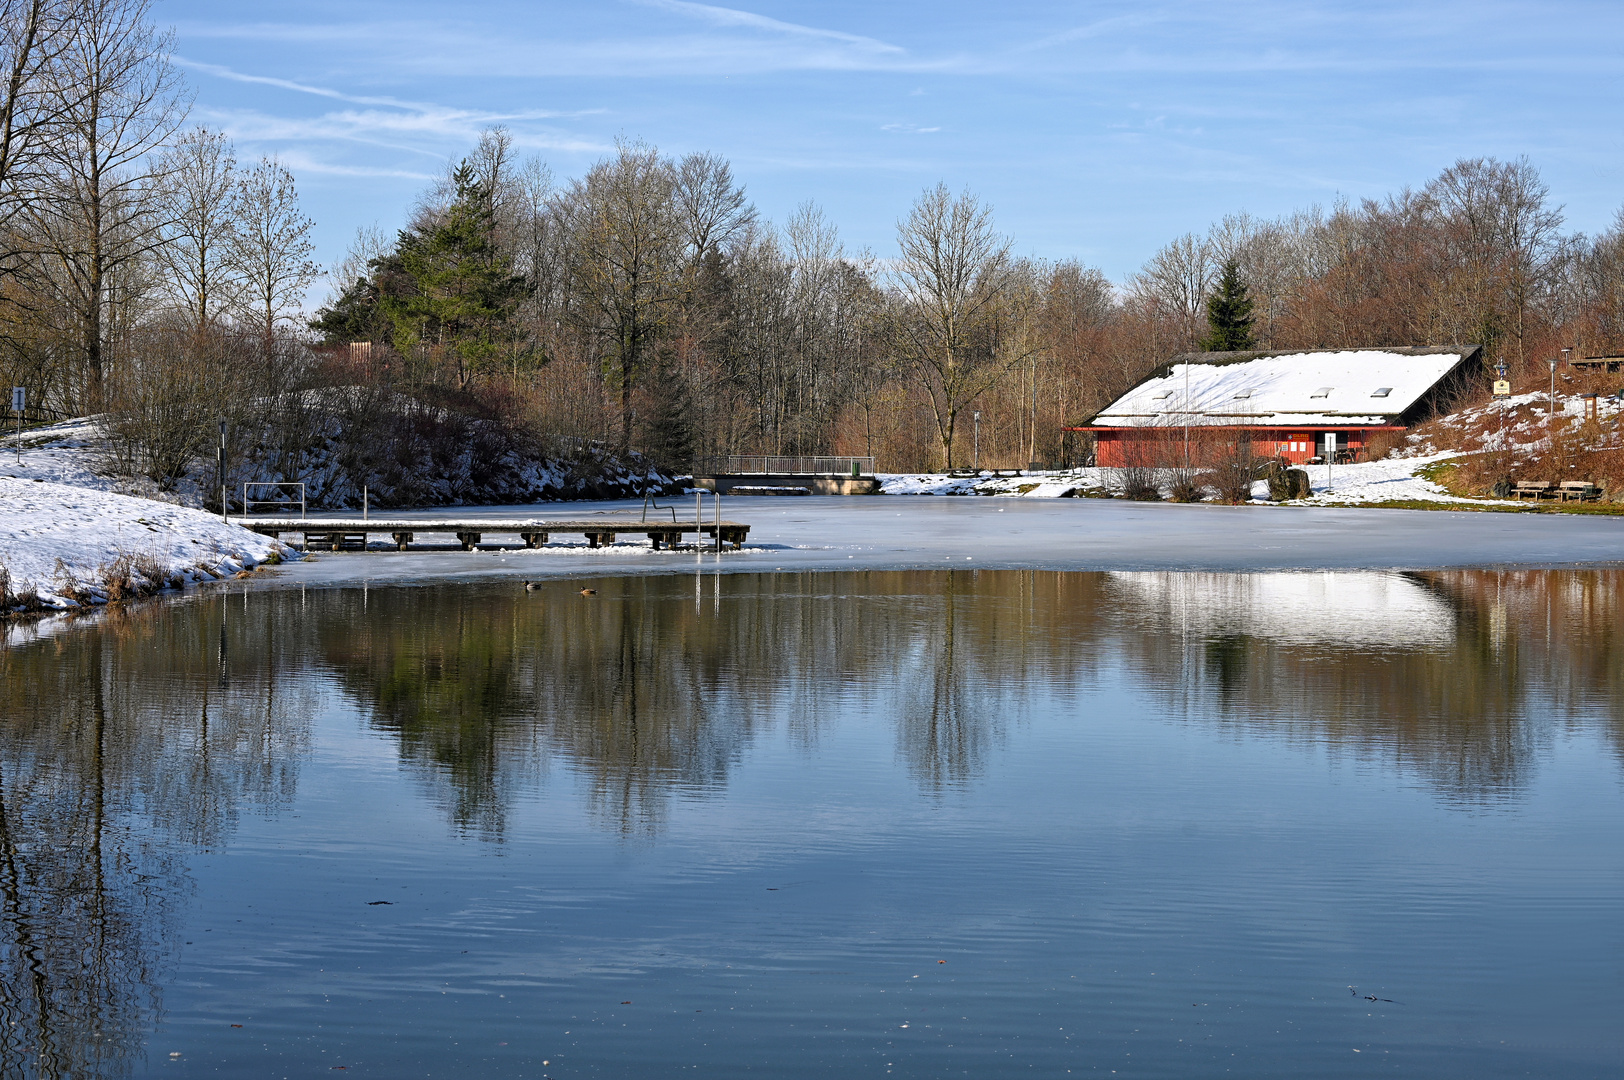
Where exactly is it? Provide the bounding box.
[693,454,873,477]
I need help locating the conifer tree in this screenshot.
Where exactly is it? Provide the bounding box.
[1201,258,1255,351]
[378,162,530,388]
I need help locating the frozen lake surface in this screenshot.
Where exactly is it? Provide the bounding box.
[258,495,1624,590]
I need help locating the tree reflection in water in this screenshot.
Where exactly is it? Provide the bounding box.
[316,569,1624,826]
[1,569,1623,1075]
[0,595,312,1078]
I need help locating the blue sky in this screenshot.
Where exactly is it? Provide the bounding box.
[165,0,1624,291]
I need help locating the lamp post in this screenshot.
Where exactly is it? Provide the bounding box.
[973,411,981,470]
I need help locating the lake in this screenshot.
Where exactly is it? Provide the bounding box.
[1,569,1620,1077]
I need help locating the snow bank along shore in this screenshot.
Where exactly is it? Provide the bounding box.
[878,451,1508,506]
[0,476,289,612]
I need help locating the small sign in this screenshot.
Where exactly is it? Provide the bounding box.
[1323,433,1338,452]
[9,387,21,412]
[1493,380,1511,397]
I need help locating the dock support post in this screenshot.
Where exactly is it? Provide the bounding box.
[456,532,481,551]
[391,532,413,551]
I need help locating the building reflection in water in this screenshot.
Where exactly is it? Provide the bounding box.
[1,569,1622,1075]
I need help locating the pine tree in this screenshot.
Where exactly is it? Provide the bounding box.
[1201,259,1255,351]
[378,163,530,388]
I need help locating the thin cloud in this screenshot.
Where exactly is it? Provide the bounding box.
[174,14,958,77]
[176,56,428,109]
[630,0,906,53]
[268,150,438,181]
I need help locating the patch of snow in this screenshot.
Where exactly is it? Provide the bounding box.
[0,476,293,610]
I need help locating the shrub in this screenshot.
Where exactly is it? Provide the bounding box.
[1119,468,1161,501]
[1167,474,1204,502]
[1206,463,1255,505]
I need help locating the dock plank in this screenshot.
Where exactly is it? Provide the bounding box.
[239,518,750,551]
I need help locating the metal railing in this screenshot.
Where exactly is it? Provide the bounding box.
[243,481,306,518]
[693,455,874,477]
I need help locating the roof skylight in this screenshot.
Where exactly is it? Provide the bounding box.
[1233,389,1254,399]
[1371,387,1393,398]
[1310,387,1332,398]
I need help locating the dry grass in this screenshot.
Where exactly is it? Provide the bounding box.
[96,550,174,603]
[1363,429,1409,461]
[0,562,43,614]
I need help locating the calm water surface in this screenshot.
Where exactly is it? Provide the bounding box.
[1,570,1621,1078]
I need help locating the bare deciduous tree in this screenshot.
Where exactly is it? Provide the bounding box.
[674,150,755,264]
[155,125,237,332]
[888,183,1036,468]
[229,155,317,347]
[28,0,186,408]
[555,139,682,450]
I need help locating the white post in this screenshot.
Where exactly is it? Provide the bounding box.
[363,485,368,521]
[10,386,21,464]
[218,420,228,521]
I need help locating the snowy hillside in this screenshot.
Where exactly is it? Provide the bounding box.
[0,476,289,611]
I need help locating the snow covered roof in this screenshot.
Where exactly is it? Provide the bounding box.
[1086,347,1479,429]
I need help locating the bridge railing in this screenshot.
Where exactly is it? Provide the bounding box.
[693,455,875,477]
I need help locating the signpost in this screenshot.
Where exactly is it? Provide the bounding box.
[1323,432,1337,492]
[217,420,227,521]
[9,387,21,464]
[1494,363,1510,469]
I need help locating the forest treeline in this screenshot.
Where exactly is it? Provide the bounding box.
[311,130,1624,473]
[5,0,1624,483]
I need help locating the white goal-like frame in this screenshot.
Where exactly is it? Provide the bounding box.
[242,481,306,518]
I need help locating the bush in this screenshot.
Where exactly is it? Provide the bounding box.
[1167,474,1204,502]
[1207,463,1254,505]
[1119,467,1161,500]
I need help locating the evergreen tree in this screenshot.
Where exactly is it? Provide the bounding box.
[309,275,387,344]
[377,162,531,388]
[1201,259,1255,351]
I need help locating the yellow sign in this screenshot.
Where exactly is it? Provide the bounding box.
[1493,380,1511,397]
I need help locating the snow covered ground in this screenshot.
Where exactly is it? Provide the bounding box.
[0,416,203,500]
[0,476,289,611]
[878,452,1516,506]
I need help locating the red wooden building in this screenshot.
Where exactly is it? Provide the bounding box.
[1070,346,1481,467]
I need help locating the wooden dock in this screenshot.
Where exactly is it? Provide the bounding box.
[240,517,751,552]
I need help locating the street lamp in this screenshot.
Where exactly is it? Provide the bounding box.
[973,411,981,470]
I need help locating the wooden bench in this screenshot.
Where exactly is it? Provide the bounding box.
[1511,481,1553,500]
[1558,481,1601,502]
